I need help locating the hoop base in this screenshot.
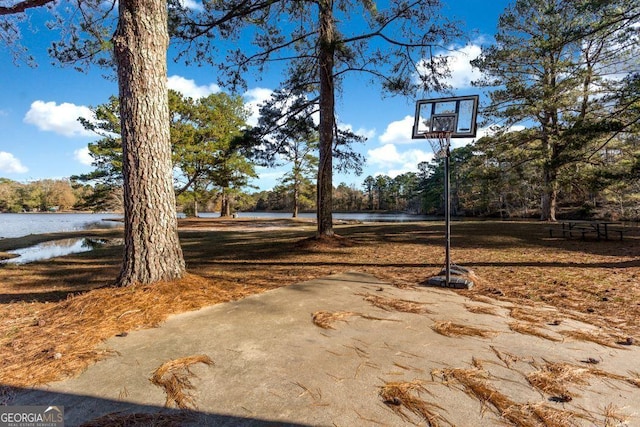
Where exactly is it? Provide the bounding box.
[426,276,473,289]
[424,265,475,289]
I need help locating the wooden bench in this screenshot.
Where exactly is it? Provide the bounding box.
[570,226,597,240]
[549,222,631,241]
[610,228,626,240]
[548,225,598,240]
[548,227,564,238]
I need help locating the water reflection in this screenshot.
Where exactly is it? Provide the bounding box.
[1,238,108,264]
[184,211,437,222]
[0,213,123,239]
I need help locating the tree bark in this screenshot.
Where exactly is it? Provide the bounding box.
[316,0,335,237]
[293,177,299,218]
[541,166,558,221]
[113,0,185,286]
[220,189,231,217]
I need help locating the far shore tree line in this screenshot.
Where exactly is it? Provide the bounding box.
[2,125,639,222]
[1,0,638,287]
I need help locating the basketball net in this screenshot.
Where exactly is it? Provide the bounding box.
[422,131,451,160]
[421,114,454,159]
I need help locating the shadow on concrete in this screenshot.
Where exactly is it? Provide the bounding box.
[5,385,311,427]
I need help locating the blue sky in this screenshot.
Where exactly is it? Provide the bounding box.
[0,1,511,191]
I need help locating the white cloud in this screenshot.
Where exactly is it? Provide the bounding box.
[254,167,287,180]
[417,43,483,90]
[379,115,415,144]
[472,123,525,139]
[244,87,273,126]
[368,144,409,164]
[251,166,288,191]
[0,152,28,174]
[242,89,377,138]
[357,127,376,140]
[443,124,527,150]
[23,101,94,137]
[339,121,376,140]
[367,144,433,177]
[167,75,220,99]
[179,0,203,10]
[444,44,483,89]
[74,147,93,166]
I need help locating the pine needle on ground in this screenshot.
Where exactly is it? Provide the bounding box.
[508,321,561,342]
[358,293,431,314]
[312,311,358,329]
[602,403,631,427]
[311,310,395,329]
[489,346,533,369]
[526,361,590,398]
[431,321,496,338]
[379,380,447,426]
[535,361,640,390]
[509,307,558,324]
[559,330,623,349]
[0,274,261,387]
[464,304,499,316]
[432,367,580,427]
[510,403,584,427]
[150,355,214,410]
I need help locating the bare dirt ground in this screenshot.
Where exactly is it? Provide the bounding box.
[0,218,638,390]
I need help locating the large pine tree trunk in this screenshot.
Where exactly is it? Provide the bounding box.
[220,189,231,217]
[113,0,185,286]
[541,167,558,221]
[293,178,299,218]
[316,0,335,237]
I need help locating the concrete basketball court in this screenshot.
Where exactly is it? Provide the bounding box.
[11,272,640,426]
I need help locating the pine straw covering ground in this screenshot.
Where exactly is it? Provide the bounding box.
[0,218,639,389]
[431,365,586,427]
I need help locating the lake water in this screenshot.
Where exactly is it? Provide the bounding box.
[0,211,433,264]
[0,213,123,239]
[197,211,436,222]
[1,238,108,264]
[0,212,434,240]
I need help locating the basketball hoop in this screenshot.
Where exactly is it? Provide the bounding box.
[411,95,479,290]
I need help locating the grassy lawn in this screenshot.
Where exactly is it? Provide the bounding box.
[0,218,638,388]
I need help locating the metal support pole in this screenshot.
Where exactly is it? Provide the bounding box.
[444,146,451,286]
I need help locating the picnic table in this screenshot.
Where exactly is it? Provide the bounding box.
[552,220,623,240]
